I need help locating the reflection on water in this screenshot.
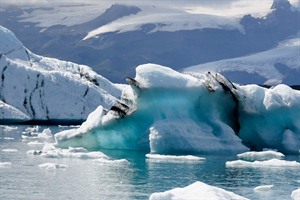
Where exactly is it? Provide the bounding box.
[0,125,300,200]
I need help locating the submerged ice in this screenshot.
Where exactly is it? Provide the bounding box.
[55,64,300,155]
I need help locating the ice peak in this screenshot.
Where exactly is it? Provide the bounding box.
[104,3,141,17]
[271,0,292,10]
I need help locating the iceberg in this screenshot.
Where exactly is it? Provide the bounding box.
[149,181,249,200]
[55,63,300,155]
[0,26,122,123]
[291,188,300,200]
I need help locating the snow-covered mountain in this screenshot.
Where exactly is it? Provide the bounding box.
[185,36,300,86]
[1,0,299,83]
[0,26,122,124]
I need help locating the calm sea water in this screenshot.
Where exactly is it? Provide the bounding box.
[1,125,299,200]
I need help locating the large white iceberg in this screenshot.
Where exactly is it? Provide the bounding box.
[0,26,122,123]
[149,181,249,200]
[291,188,300,200]
[55,63,300,154]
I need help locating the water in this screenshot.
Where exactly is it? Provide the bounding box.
[1,125,299,200]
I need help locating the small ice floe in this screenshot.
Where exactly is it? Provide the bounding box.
[226,159,300,168]
[22,134,39,141]
[27,144,109,160]
[22,128,53,141]
[291,188,300,200]
[93,158,130,165]
[149,181,249,200]
[3,137,14,140]
[237,150,284,161]
[24,125,40,133]
[1,125,18,131]
[0,162,12,168]
[27,141,44,146]
[254,185,274,192]
[38,162,68,171]
[1,149,18,153]
[37,128,52,139]
[145,154,206,163]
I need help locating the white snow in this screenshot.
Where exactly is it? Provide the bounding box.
[291,188,300,200]
[84,7,243,40]
[17,2,110,28]
[185,37,300,85]
[0,25,122,122]
[237,150,284,161]
[145,154,206,163]
[226,159,300,168]
[149,181,249,200]
[253,185,274,192]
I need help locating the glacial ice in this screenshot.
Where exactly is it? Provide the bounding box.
[55,63,300,155]
[149,181,249,200]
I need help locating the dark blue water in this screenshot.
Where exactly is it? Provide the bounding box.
[1,125,299,200]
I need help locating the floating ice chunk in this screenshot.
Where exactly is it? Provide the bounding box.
[291,188,300,200]
[93,158,130,165]
[38,162,68,171]
[1,149,18,152]
[0,125,18,131]
[3,137,14,140]
[37,128,52,139]
[254,185,274,192]
[146,154,205,163]
[68,147,88,153]
[0,162,12,168]
[27,141,44,146]
[226,159,300,168]
[149,181,249,200]
[25,126,40,133]
[237,150,284,161]
[28,144,109,160]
